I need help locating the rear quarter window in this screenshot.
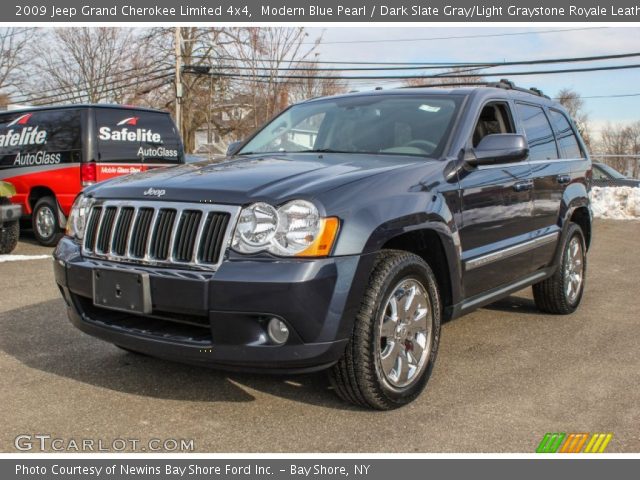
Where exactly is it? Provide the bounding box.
[548,109,584,159]
[0,109,81,169]
[95,109,182,164]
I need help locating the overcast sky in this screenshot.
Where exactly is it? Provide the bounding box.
[306,26,640,133]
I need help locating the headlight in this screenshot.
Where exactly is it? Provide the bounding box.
[232,200,339,257]
[233,202,279,252]
[65,194,93,240]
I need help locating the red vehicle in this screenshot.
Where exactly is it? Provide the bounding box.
[0,105,184,245]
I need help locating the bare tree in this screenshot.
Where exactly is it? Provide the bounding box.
[224,27,321,134]
[20,28,164,105]
[599,122,640,178]
[556,88,592,149]
[599,123,633,176]
[403,67,485,87]
[143,27,238,153]
[287,56,347,104]
[150,27,322,153]
[0,28,32,101]
[626,121,640,178]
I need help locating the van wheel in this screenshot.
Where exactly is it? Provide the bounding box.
[0,220,19,254]
[533,223,587,314]
[32,196,62,246]
[329,250,441,410]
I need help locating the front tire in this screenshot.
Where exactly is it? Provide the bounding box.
[330,251,441,410]
[0,220,19,254]
[533,223,587,314]
[32,196,62,246]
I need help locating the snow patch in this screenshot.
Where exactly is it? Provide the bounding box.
[0,254,51,263]
[591,186,640,220]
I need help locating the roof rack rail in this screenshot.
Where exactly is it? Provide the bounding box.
[488,79,550,99]
[399,81,490,89]
[399,78,550,99]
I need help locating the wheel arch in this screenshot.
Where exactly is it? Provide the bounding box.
[376,223,462,318]
[552,185,592,269]
[28,186,66,225]
[569,206,591,250]
[28,186,57,211]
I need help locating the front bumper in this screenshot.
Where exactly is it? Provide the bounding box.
[53,237,374,373]
[0,203,21,223]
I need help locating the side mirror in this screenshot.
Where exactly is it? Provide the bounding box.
[468,134,529,166]
[226,140,243,156]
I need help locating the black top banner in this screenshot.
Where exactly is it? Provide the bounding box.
[7,0,640,22]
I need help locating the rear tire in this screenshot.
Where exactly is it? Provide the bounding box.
[0,220,19,254]
[533,223,587,314]
[32,196,62,246]
[329,250,441,410]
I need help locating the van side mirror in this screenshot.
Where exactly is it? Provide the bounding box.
[468,134,529,167]
[226,141,242,156]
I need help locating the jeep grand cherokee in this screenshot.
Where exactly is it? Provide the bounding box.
[53,80,592,409]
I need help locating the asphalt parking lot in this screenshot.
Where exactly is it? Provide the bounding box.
[1,219,639,453]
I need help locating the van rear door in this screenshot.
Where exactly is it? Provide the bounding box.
[0,109,82,174]
[93,108,183,182]
[0,108,83,214]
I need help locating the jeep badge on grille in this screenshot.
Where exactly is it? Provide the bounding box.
[143,188,165,197]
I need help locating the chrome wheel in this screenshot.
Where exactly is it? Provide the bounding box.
[378,278,432,389]
[35,205,56,240]
[565,236,584,304]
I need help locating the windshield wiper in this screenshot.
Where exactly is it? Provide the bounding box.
[237,149,353,155]
[291,148,354,154]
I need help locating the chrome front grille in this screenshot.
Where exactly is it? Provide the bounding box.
[82,200,239,270]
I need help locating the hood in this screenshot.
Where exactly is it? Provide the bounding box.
[87,153,430,205]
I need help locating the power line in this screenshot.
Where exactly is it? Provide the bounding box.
[187,50,640,73]
[189,62,640,81]
[32,76,173,106]
[226,73,640,100]
[12,66,174,104]
[17,69,640,106]
[299,27,609,45]
[25,72,174,106]
[206,56,496,66]
[15,49,640,103]
[571,93,640,99]
[11,64,174,101]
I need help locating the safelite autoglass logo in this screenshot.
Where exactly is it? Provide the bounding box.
[99,116,162,143]
[1,113,63,166]
[98,116,178,158]
[0,113,47,147]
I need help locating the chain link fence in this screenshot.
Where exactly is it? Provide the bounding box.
[590,154,640,179]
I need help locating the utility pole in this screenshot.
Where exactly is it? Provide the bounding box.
[207,74,213,157]
[174,27,183,137]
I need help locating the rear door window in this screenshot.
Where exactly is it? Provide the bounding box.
[95,109,182,164]
[0,109,81,169]
[516,103,559,161]
[548,109,584,159]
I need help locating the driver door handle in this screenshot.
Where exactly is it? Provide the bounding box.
[513,179,533,192]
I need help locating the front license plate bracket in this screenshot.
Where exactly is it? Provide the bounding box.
[93,268,151,314]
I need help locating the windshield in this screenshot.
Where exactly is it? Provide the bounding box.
[238,94,463,158]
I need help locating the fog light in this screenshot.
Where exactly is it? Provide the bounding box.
[267,318,289,345]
